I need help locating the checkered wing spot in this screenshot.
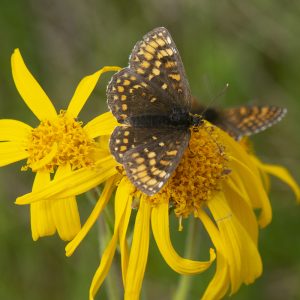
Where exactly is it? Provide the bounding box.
[110,126,190,195]
[107,27,192,123]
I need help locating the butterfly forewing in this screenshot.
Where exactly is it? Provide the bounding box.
[107,68,174,123]
[110,126,190,195]
[107,27,192,124]
[129,27,191,111]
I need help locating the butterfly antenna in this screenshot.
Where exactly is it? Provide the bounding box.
[199,83,229,118]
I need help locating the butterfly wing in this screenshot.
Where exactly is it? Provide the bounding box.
[219,105,287,140]
[191,100,287,140]
[110,126,190,195]
[107,27,192,123]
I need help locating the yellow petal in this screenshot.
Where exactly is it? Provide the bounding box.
[230,156,272,228]
[197,210,230,300]
[65,175,118,256]
[50,165,81,241]
[11,49,57,120]
[119,186,133,285]
[0,119,32,142]
[89,231,118,300]
[221,132,267,210]
[30,171,56,240]
[208,193,262,294]
[202,251,229,300]
[0,141,28,166]
[125,196,151,300]
[67,66,121,118]
[234,213,263,285]
[151,200,216,275]
[250,156,271,192]
[207,193,242,294]
[89,177,134,300]
[84,112,119,139]
[15,155,118,204]
[223,178,259,244]
[257,162,300,202]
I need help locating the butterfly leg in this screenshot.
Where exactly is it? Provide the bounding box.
[188,142,196,157]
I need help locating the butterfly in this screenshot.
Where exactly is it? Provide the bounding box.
[107,27,286,196]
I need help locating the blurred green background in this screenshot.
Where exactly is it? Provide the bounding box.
[0,0,299,299]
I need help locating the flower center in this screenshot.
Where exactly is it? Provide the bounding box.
[149,123,229,218]
[23,111,96,172]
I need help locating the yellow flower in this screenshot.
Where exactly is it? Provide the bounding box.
[15,110,300,299]
[1,48,120,241]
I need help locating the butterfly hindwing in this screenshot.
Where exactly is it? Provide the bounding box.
[110,126,190,195]
[107,27,192,124]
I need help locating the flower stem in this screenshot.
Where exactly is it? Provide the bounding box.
[173,217,199,300]
[87,188,120,300]
[97,213,120,300]
[98,209,121,300]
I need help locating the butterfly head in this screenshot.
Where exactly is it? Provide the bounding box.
[189,113,204,128]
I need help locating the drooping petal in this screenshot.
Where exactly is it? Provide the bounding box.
[65,175,118,256]
[207,193,242,294]
[84,112,119,139]
[250,156,271,192]
[230,156,272,228]
[219,130,266,210]
[16,155,118,205]
[89,233,118,300]
[0,119,32,142]
[67,66,121,118]
[202,251,229,300]
[0,141,29,166]
[51,164,81,241]
[30,171,56,240]
[208,193,262,294]
[223,178,259,244]
[234,213,263,285]
[11,49,57,120]
[151,200,216,275]
[119,186,134,286]
[89,178,134,300]
[125,196,151,300]
[257,161,300,201]
[197,209,230,300]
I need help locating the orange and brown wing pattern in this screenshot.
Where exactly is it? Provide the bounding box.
[107,27,192,124]
[107,68,173,124]
[129,27,191,110]
[110,126,190,195]
[221,105,287,140]
[190,100,287,140]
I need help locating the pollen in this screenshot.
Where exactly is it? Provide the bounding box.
[23,111,96,172]
[149,123,229,218]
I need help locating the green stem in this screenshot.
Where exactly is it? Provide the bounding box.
[97,214,120,300]
[173,217,199,300]
[87,188,120,300]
